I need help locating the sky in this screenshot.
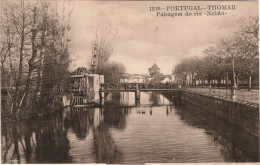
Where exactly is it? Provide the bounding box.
[69,1,258,75]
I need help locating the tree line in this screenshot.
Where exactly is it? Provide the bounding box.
[1,0,72,117]
[173,16,259,90]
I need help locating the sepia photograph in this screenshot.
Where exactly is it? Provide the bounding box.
[0,0,259,164]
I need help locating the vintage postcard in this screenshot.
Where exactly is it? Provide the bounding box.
[0,0,259,164]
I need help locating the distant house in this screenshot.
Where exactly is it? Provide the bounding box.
[146,76,153,82]
[120,74,146,83]
[161,76,172,83]
[120,73,175,84]
[132,75,145,83]
[120,73,130,83]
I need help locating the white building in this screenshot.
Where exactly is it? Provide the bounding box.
[120,74,146,83]
[160,76,173,83]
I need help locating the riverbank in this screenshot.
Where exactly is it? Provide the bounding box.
[162,89,259,138]
[1,105,68,124]
[1,94,71,124]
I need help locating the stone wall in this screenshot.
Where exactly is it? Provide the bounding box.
[179,90,259,137]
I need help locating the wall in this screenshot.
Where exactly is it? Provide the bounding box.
[178,90,259,137]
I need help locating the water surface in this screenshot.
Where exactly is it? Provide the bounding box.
[1,92,259,163]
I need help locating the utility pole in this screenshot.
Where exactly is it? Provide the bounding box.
[229,48,237,99]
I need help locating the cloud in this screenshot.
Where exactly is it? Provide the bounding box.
[70,1,258,74]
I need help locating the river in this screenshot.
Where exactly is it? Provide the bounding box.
[1,92,259,163]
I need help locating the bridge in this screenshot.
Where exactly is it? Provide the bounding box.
[99,88,178,92]
[99,88,178,101]
[70,88,179,107]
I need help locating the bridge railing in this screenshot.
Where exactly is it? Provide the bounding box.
[104,83,179,90]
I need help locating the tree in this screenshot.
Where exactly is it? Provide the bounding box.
[236,16,259,90]
[0,0,73,116]
[41,0,73,103]
[173,57,201,86]
[1,0,36,113]
[101,62,125,84]
[173,60,188,85]
[90,12,118,74]
[173,16,258,90]
[87,11,125,85]
[203,45,226,87]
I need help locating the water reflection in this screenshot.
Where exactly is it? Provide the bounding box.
[149,92,160,106]
[64,107,126,163]
[1,111,72,163]
[64,108,90,140]
[173,102,259,162]
[1,92,259,163]
[94,122,123,163]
